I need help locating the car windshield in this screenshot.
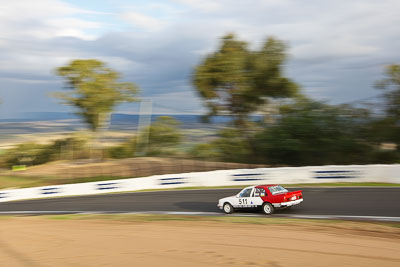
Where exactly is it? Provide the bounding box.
[268,186,288,195]
[239,188,252,197]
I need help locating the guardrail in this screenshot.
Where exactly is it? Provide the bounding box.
[0,164,399,202]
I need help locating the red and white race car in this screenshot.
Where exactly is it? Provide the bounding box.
[217,185,303,214]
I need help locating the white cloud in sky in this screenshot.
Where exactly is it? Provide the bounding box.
[0,0,400,117]
[121,11,166,32]
[0,0,101,40]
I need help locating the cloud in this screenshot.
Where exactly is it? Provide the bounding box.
[141,90,204,114]
[1,0,400,118]
[121,11,166,32]
[0,0,101,40]
[172,0,222,13]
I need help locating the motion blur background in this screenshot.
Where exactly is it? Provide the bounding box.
[0,0,400,188]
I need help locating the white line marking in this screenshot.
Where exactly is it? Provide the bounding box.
[0,211,399,221]
[277,214,400,222]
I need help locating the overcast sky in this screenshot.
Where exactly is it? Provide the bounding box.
[0,0,399,118]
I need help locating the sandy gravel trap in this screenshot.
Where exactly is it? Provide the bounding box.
[0,216,400,267]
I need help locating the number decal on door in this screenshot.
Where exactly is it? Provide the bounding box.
[238,199,248,205]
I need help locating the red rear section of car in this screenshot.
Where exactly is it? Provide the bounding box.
[283,190,303,202]
[257,185,303,204]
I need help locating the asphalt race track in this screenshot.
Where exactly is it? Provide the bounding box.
[1,188,400,219]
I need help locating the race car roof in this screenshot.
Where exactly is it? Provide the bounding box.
[256,184,279,188]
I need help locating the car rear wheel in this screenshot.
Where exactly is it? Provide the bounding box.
[262,203,274,215]
[223,203,233,214]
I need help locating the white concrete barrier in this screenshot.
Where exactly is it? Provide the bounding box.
[0,164,399,202]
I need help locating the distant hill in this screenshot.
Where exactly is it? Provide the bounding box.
[111,113,233,125]
[0,112,79,122]
[0,112,234,127]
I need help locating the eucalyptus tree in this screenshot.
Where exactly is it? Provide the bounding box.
[193,34,298,128]
[55,59,139,132]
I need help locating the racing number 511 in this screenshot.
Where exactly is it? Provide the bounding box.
[239,199,248,205]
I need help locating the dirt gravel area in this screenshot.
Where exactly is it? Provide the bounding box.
[0,216,399,267]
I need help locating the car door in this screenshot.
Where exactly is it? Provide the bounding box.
[234,187,257,208]
[251,187,266,207]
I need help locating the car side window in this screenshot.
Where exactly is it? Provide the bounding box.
[253,188,266,197]
[239,188,252,198]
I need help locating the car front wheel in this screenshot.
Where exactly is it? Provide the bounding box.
[262,202,274,215]
[223,203,233,214]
